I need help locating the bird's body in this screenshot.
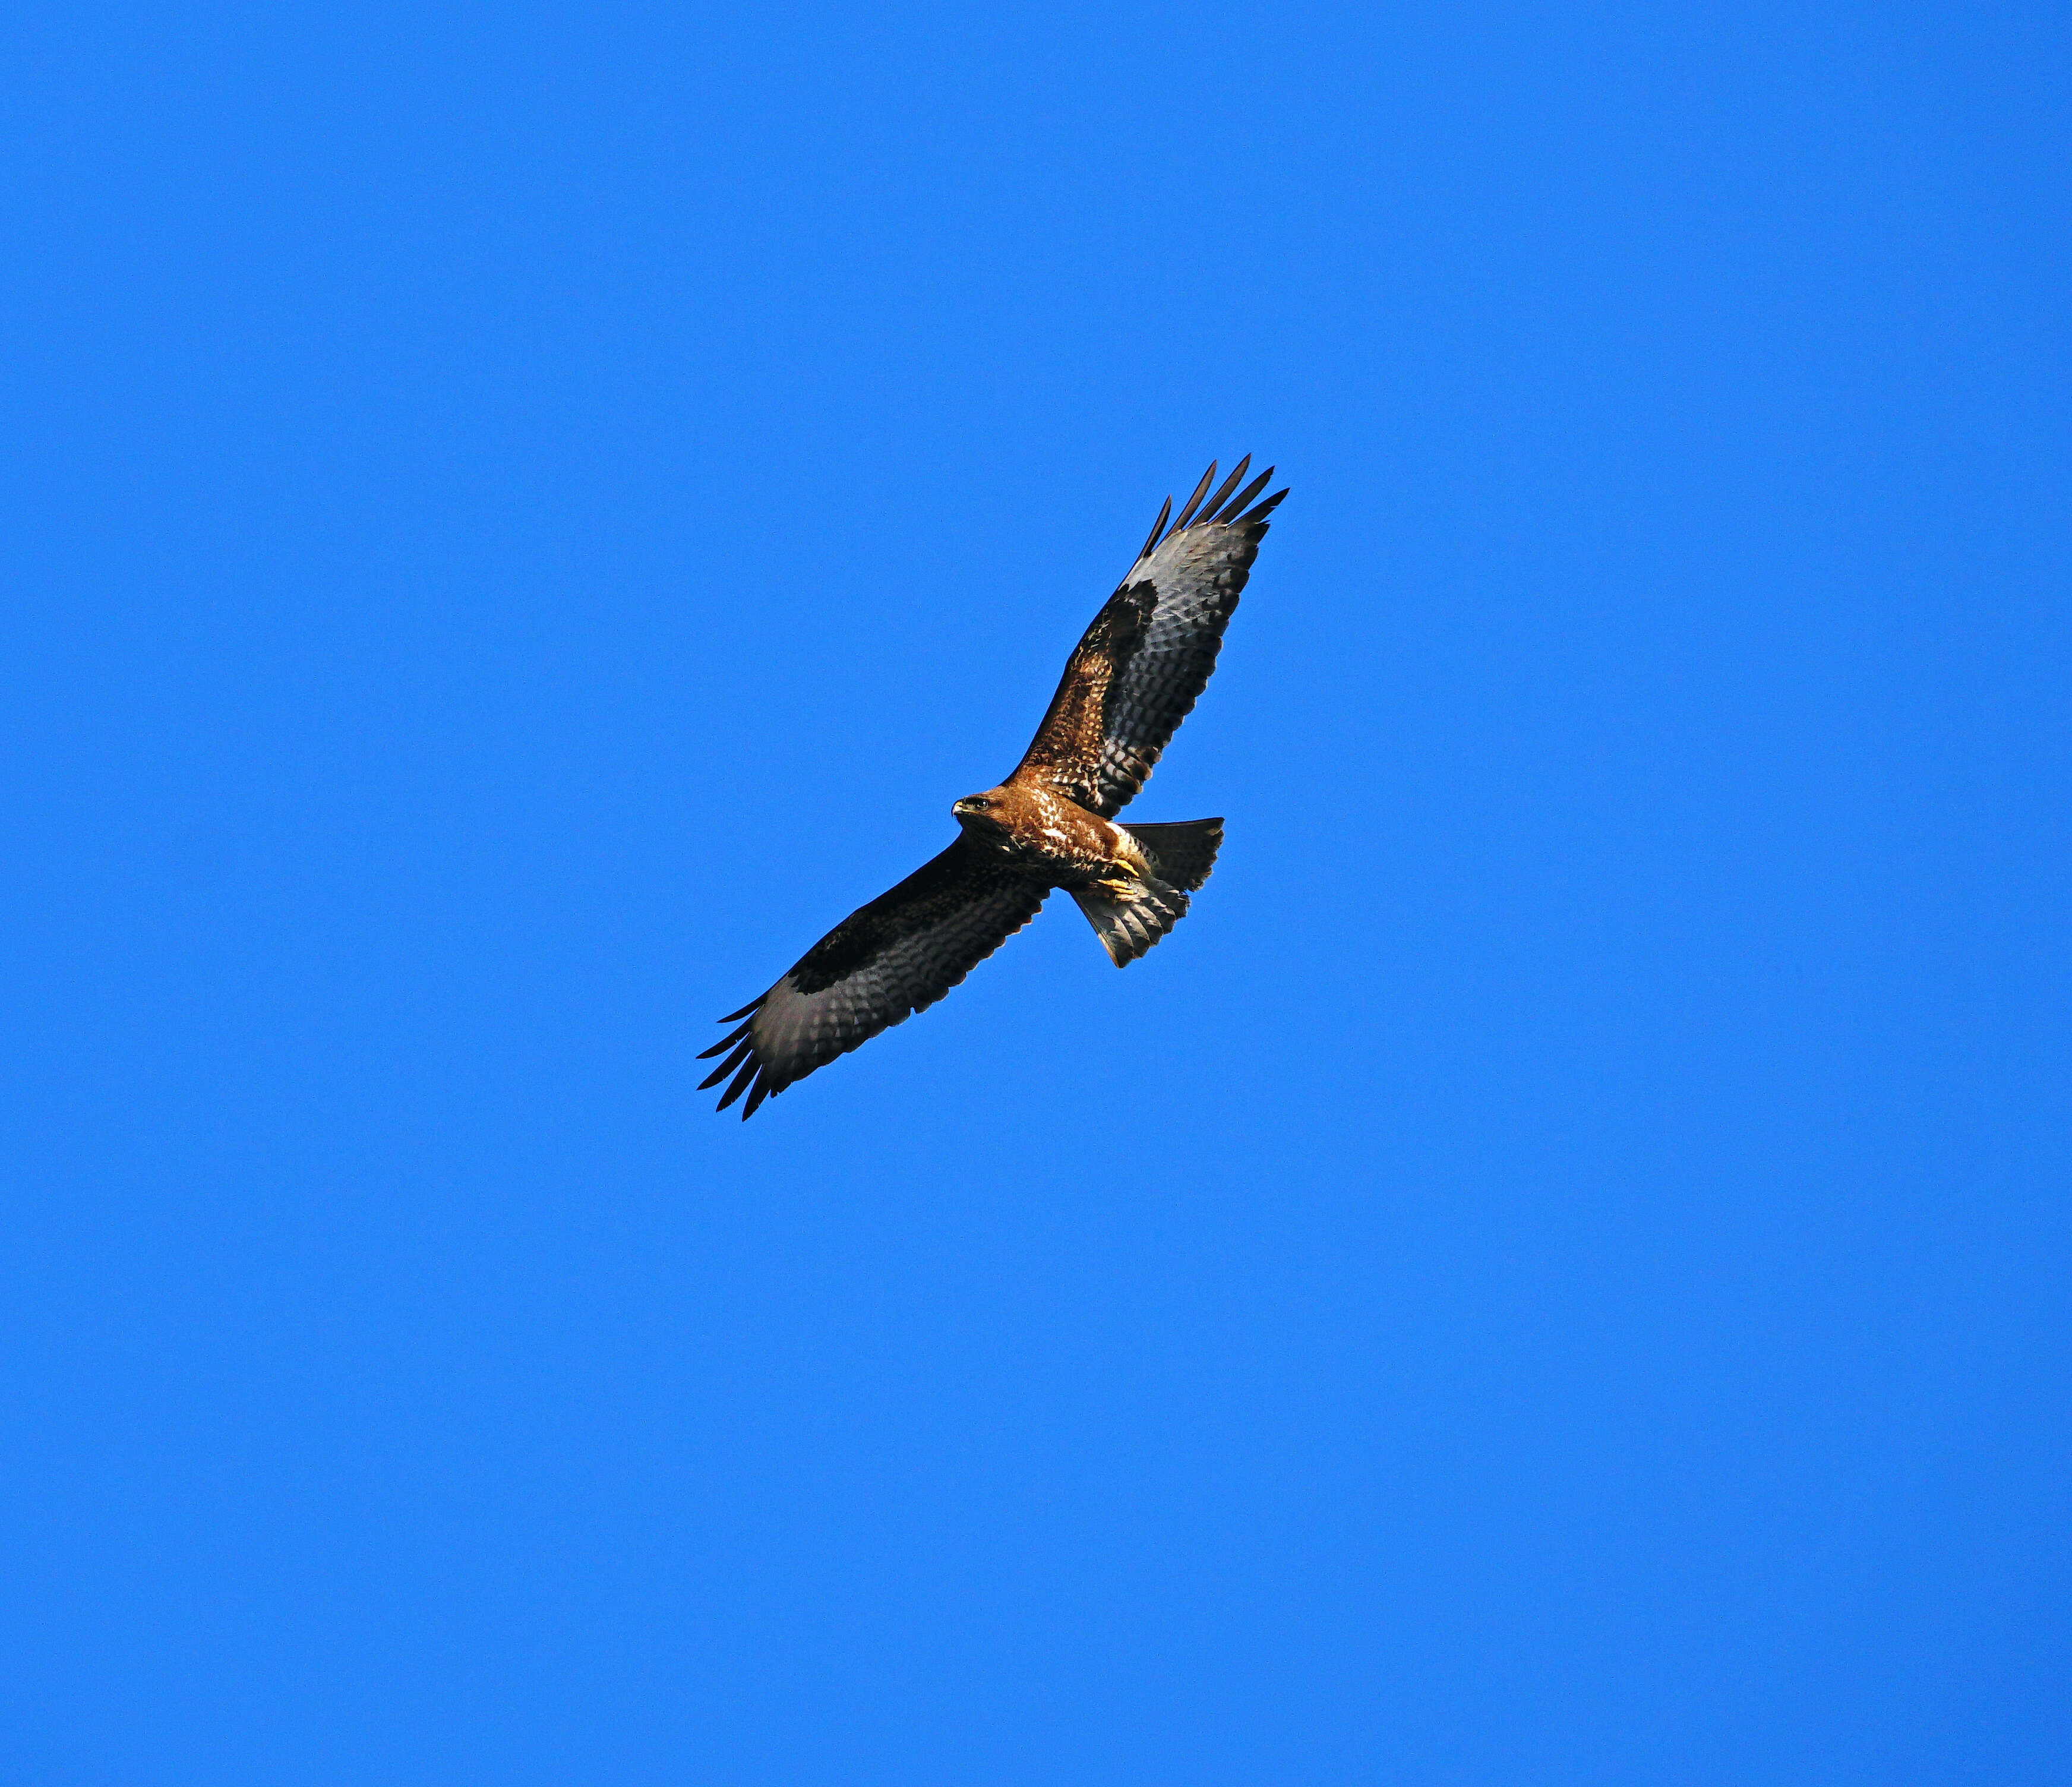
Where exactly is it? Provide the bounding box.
[949,783,1148,891]
[702,457,1287,1117]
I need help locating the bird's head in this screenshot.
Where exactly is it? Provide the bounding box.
[952,789,1010,832]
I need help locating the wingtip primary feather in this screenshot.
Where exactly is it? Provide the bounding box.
[718,1054,764,1112]
[1161,456,1280,538]
[698,1038,756,1090]
[1167,462,1218,533]
[697,1019,754,1059]
[1215,465,1274,523]
[1195,456,1250,526]
[1138,494,1174,561]
[1237,487,1288,526]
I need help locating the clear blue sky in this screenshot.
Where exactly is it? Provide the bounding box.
[5,3,2068,1781]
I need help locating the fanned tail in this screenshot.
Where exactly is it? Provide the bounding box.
[1119,817,1223,892]
[1071,875,1190,967]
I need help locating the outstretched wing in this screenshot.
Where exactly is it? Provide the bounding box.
[700,839,1048,1118]
[1013,457,1287,816]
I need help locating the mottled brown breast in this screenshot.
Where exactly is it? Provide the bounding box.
[956,783,1130,886]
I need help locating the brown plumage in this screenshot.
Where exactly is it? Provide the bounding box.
[702,457,1286,1117]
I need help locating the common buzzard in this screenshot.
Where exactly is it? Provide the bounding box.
[702,457,1287,1117]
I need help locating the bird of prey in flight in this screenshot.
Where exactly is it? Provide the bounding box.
[702,457,1287,1117]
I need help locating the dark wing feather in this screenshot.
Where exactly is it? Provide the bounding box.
[702,838,1047,1117]
[1012,458,1286,816]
